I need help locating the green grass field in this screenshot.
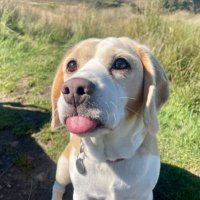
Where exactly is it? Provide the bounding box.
[0,1,199,199]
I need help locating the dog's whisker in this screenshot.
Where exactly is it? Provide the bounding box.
[119,97,136,100]
[113,112,117,126]
[101,102,109,124]
[126,106,139,115]
[103,102,110,124]
[108,101,118,125]
[105,110,109,125]
[104,102,109,109]
[110,101,118,110]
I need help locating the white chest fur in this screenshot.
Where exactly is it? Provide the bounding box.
[69,148,160,200]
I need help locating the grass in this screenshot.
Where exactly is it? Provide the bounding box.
[14,153,33,168]
[0,0,199,199]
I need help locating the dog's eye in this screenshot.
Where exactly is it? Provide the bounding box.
[66,60,77,72]
[112,58,130,70]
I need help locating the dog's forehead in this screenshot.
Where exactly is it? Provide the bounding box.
[95,38,130,59]
[70,38,100,60]
[97,37,127,49]
[70,37,130,61]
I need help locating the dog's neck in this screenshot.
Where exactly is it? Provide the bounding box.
[82,116,147,162]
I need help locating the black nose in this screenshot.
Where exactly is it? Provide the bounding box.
[61,78,95,106]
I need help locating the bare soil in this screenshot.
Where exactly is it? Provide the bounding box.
[0,129,74,200]
[0,130,54,200]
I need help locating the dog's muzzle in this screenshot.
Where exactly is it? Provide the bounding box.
[61,78,99,134]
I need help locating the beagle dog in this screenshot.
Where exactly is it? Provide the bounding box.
[51,37,169,200]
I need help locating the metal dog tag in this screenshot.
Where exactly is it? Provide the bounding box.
[76,158,86,175]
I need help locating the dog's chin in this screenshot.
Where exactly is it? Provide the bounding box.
[72,126,112,138]
[58,102,124,137]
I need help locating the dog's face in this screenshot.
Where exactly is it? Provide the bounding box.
[51,37,169,137]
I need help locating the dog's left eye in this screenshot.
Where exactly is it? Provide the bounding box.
[66,60,77,73]
[112,58,130,70]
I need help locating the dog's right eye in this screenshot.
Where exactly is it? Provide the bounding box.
[66,60,77,73]
[112,58,130,70]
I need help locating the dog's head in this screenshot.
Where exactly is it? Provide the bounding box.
[51,37,169,137]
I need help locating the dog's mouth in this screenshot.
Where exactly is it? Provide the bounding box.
[65,116,102,135]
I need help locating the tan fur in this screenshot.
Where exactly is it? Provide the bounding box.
[51,38,169,131]
[67,39,99,69]
[119,37,169,133]
[51,37,169,200]
[62,135,81,159]
[51,64,64,129]
[51,36,169,155]
[51,40,99,130]
[119,37,169,110]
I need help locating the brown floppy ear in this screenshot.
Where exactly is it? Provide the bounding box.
[138,46,169,134]
[51,48,73,130]
[119,37,169,134]
[51,64,64,130]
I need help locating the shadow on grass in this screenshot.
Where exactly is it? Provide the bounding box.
[0,102,50,136]
[154,163,200,200]
[0,102,55,200]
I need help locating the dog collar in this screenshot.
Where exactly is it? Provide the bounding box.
[76,141,125,175]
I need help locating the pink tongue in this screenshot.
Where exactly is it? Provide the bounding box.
[66,116,97,134]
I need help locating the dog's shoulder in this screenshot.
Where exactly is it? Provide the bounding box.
[62,135,81,159]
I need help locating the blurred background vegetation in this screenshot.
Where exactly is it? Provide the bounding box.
[0,0,199,199]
